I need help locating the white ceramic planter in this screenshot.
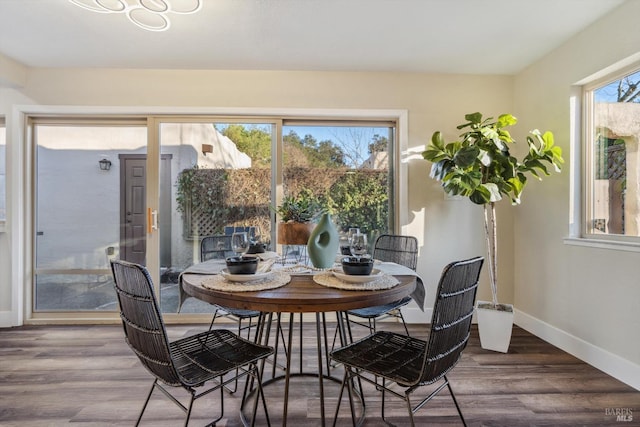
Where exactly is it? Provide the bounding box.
[476,301,514,353]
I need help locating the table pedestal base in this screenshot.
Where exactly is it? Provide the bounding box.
[239,312,365,426]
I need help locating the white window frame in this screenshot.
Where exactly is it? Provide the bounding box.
[565,61,640,252]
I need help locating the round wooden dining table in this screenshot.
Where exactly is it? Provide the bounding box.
[181,272,417,314]
[181,272,418,426]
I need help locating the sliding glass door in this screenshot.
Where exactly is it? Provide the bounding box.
[32,121,147,312]
[28,114,396,321]
[282,121,395,252]
[157,119,276,314]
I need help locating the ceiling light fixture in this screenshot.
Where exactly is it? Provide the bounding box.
[69,0,202,32]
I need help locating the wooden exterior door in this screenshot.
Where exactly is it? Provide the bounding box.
[120,156,147,265]
[119,154,173,267]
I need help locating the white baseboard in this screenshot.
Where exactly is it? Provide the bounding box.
[0,311,16,328]
[515,309,640,391]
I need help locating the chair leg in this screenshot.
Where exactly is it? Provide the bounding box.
[270,313,289,377]
[135,379,157,426]
[332,369,359,427]
[207,308,220,331]
[183,390,196,427]
[398,310,411,336]
[404,390,416,427]
[381,377,389,425]
[251,364,271,427]
[271,313,282,378]
[445,376,467,427]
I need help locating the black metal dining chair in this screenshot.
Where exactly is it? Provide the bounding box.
[344,234,419,336]
[111,259,274,426]
[200,235,263,340]
[200,235,288,389]
[330,256,484,426]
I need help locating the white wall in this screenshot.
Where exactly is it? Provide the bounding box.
[513,1,640,389]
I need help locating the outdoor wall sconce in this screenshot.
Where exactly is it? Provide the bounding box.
[202,144,213,155]
[99,158,112,171]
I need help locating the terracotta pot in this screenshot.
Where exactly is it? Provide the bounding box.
[277,222,315,245]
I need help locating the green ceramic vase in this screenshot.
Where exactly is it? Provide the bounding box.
[307,213,339,269]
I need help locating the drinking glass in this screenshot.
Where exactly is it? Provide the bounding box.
[349,232,368,259]
[231,232,249,256]
[347,228,360,242]
[250,226,262,245]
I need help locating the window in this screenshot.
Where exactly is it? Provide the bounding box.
[584,67,640,241]
[282,121,396,251]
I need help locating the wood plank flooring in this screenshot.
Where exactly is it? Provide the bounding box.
[1,321,638,426]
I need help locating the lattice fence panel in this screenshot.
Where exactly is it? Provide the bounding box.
[178,167,389,240]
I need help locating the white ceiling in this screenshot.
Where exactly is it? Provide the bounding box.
[0,0,626,75]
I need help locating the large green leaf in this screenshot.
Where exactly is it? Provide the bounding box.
[429,159,454,181]
[430,131,446,150]
[497,114,517,128]
[453,145,479,168]
[483,183,502,202]
[422,147,448,163]
[478,148,491,167]
[465,112,483,124]
[469,186,491,204]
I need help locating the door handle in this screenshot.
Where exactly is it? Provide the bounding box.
[147,208,158,234]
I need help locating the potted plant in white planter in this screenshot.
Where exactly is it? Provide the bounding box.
[423,112,564,352]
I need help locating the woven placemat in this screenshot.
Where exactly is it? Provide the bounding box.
[313,272,399,291]
[201,271,291,292]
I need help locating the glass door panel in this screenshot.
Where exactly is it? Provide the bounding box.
[158,121,275,313]
[281,123,395,255]
[33,123,147,311]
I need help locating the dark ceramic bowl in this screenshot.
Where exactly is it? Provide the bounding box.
[341,256,374,275]
[225,256,259,274]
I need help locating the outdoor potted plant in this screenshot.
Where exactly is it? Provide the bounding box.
[275,190,320,245]
[422,112,564,352]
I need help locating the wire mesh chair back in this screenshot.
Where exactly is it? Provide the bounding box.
[201,235,233,261]
[372,234,418,270]
[342,234,419,338]
[111,259,181,387]
[419,256,484,385]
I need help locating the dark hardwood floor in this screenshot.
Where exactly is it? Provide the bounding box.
[1,321,638,426]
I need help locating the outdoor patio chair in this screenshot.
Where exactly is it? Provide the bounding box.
[111,259,273,427]
[330,256,484,427]
[344,234,419,337]
[200,234,234,262]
